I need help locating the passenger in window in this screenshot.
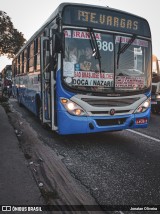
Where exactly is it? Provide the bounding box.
[69,46,78,63]
[79,46,99,71]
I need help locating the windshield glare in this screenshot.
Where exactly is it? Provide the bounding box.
[63,29,151,93]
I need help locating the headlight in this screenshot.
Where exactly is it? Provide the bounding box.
[134,97,151,113]
[60,98,87,116]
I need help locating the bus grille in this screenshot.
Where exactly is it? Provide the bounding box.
[91,110,130,115]
[95,118,127,126]
[81,98,139,107]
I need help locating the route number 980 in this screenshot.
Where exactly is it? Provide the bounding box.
[97,41,114,52]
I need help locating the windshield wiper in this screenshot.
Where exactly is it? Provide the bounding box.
[117,34,136,69]
[88,28,102,72]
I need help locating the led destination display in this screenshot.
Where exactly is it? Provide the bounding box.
[63,5,151,37]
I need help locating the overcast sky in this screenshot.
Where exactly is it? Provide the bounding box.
[0,0,159,71]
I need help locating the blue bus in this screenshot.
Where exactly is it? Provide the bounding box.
[1,65,12,81]
[1,65,12,97]
[12,3,152,135]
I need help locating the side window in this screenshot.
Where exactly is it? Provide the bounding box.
[37,37,41,70]
[34,37,41,71]
[18,56,20,75]
[15,59,18,75]
[20,54,22,74]
[34,39,38,70]
[29,42,34,72]
[27,46,30,73]
[22,51,24,73]
[24,49,27,73]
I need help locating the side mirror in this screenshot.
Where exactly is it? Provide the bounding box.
[53,32,64,56]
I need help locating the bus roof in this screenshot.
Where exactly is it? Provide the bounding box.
[15,2,151,58]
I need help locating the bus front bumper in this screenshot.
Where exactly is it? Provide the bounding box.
[57,108,150,135]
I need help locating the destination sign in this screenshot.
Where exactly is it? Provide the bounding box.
[63,5,151,37]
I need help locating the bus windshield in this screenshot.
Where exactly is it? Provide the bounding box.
[62,29,151,94]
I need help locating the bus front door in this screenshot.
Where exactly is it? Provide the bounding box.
[40,36,57,131]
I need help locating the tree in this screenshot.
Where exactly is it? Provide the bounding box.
[0,11,26,58]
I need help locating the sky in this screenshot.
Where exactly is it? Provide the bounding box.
[0,0,159,71]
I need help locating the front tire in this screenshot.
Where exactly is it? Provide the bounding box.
[38,105,43,122]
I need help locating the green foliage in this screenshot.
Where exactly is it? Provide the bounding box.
[0,11,26,58]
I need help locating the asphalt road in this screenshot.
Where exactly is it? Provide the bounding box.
[9,98,160,213]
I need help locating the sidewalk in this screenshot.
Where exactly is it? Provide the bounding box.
[0,99,104,214]
[0,104,44,205]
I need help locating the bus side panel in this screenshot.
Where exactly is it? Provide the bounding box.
[23,90,41,116]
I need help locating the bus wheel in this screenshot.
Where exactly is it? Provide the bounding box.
[38,105,49,129]
[38,105,43,122]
